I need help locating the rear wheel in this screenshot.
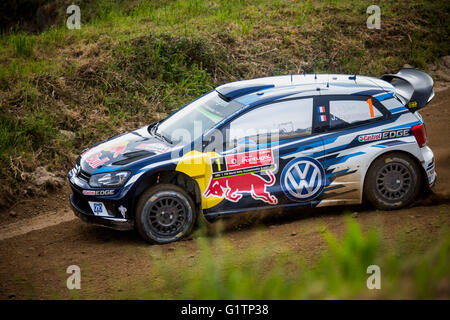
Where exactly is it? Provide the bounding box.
[135,184,196,244]
[364,152,422,210]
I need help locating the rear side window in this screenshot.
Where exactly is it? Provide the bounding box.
[329,98,383,129]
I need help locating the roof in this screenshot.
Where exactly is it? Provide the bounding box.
[215,74,395,106]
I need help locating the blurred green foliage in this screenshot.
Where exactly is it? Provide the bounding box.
[135,218,449,299]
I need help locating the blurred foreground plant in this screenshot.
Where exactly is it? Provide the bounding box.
[136,218,449,299]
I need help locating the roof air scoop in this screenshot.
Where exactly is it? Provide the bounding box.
[215,84,275,100]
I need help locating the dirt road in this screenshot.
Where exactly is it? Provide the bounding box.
[1,88,449,300]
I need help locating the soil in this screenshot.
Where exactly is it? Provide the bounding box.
[0,87,449,300]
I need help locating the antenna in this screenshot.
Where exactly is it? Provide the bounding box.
[303,70,306,76]
[290,73,293,83]
[314,73,317,80]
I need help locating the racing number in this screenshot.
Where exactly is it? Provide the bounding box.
[366,98,375,118]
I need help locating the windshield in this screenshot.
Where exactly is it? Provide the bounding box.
[154,91,243,144]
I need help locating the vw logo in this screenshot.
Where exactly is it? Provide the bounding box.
[281,157,326,201]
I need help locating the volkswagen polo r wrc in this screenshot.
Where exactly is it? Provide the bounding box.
[68,68,437,244]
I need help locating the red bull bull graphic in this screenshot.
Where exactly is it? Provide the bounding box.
[103,141,129,158]
[203,148,278,205]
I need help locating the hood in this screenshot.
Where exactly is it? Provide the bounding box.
[79,126,173,174]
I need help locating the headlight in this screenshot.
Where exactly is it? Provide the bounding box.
[89,171,131,188]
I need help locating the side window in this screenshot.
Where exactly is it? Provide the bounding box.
[329,98,383,129]
[228,98,313,147]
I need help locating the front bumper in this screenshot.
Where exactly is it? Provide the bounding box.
[69,194,134,231]
[68,164,136,231]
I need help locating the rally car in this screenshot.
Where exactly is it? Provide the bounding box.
[68,68,436,244]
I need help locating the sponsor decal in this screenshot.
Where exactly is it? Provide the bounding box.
[358,133,382,142]
[80,148,89,157]
[135,143,170,154]
[175,150,223,209]
[203,148,278,204]
[407,101,418,109]
[358,129,410,143]
[103,141,128,158]
[82,190,115,196]
[212,148,274,178]
[118,205,127,218]
[88,201,109,216]
[317,106,326,113]
[86,152,110,168]
[281,157,326,201]
[319,115,327,122]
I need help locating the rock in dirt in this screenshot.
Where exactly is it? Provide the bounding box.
[352,212,359,218]
[31,167,64,190]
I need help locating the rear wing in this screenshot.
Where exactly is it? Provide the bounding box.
[380,68,434,111]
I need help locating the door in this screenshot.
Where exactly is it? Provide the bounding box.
[202,97,325,215]
[275,96,328,205]
[317,95,388,206]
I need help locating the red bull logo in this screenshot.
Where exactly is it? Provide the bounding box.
[103,141,129,158]
[203,170,277,204]
[203,149,278,205]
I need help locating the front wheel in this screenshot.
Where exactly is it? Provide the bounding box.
[364,152,422,210]
[135,184,196,244]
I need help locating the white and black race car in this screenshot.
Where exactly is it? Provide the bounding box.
[69,68,436,244]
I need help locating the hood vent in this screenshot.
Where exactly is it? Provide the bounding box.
[111,150,154,165]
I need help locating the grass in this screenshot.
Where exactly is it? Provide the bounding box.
[0,112,55,154]
[0,0,449,207]
[8,33,35,57]
[130,218,449,299]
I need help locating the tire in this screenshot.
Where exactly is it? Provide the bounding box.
[135,184,196,244]
[364,152,422,210]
